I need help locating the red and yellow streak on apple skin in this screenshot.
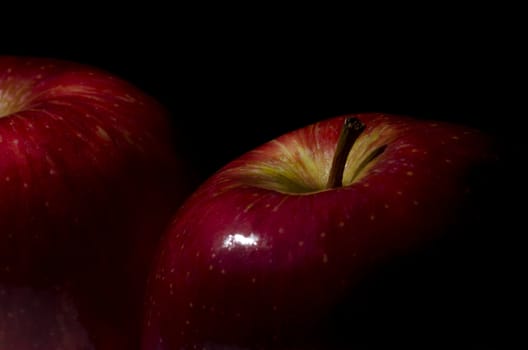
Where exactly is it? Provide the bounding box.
[142,113,499,349]
[0,56,191,349]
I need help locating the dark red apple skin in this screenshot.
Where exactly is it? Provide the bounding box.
[142,113,502,349]
[0,56,194,349]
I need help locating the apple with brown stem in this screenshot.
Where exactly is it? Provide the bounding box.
[0,55,193,349]
[142,112,504,349]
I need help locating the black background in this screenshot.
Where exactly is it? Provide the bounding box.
[4,11,524,184]
[3,10,525,345]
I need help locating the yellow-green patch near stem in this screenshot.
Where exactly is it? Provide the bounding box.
[229,124,397,195]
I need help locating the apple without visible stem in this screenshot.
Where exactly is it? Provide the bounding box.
[142,112,504,349]
[0,56,193,349]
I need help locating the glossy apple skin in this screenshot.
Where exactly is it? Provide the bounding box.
[0,56,192,349]
[142,113,502,349]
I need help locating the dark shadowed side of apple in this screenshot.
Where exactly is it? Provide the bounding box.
[142,112,510,349]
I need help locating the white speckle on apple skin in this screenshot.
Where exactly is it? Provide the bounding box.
[271,197,289,212]
[243,202,256,213]
[95,126,111,142]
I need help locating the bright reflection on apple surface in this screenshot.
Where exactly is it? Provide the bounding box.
[222,233,260,249]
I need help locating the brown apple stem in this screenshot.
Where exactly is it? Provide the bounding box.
[326,117,366,188]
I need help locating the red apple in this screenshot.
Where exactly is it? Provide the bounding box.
[142,113,503,349]
[0,56,193,349]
